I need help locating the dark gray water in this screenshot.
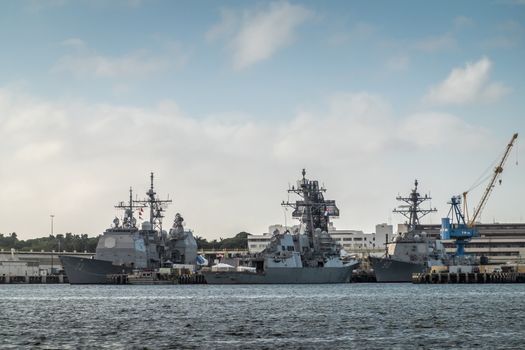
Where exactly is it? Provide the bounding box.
[0,284,524,349]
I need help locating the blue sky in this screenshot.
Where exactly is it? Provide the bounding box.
[0,0,524,239]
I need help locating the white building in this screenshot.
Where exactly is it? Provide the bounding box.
[0,249,94,274]
[247,233,272,253]
[247,224,300,253]
[328,223,391,253]
[247,223,392,254]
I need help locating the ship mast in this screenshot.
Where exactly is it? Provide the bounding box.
[148,172,156,226]
[281,169,339,248]
[114,187,143,228]
[135,172,172,231]
[393,180,437,231]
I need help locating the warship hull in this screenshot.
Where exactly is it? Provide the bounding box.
[203,263,357,284]
[369,256,427,282]
[60,256,129,284]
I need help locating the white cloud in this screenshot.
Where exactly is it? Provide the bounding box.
[15,140,63,162]
[327,22,377,46]
[386,54,410,71]
[453,16,475,29]
[497,19,523,33]
[398,112,488,149]
[274,93,394,161]
[25,0,143,12]
[124,0,143,8]
[53,51,168,79]
[25,0,68,12]
[414,33,456,52]
[205,9,237,42]
[53,39,186,79]
[208,2,313,70]
[0,88,496,240]
[60,38,86,49]
[482,36,520,49]
[482,20,523,49]
[423,57,510,105]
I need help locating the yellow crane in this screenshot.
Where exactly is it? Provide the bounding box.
[463,133,518,227]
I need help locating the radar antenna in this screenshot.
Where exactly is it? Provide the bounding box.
[114,187,145,228]
[393,180,437,231]
[281,169,339,249]
[135,172,172,231]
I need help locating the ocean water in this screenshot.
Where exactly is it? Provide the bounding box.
[0,284,524,349]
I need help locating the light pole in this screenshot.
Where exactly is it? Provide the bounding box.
[50,214,55,274]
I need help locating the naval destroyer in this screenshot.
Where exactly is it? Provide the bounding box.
[369,180,446,282]
[60,173,198,284]
[202,169,359,284]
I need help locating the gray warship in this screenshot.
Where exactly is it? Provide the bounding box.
[369,180,445,282]
[60,173,198,284]
[202,169,359,284]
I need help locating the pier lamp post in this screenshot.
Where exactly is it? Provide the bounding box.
[50,214,55,274]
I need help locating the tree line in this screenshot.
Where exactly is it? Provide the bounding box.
[195,232,250,250]
[0,231,251,252]
[0,232,98,252]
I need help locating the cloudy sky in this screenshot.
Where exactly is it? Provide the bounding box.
[1,0,524,240]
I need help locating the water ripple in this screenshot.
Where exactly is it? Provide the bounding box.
[0,284,524,349]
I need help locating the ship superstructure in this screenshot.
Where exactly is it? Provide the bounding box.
[280,168,342,264]
[60,173,197,284]
[370,180,445,282]
[203,169,358,284]
[392,180,436,231]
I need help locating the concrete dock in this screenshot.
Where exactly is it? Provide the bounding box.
[412,272,525,284]
[107,273,207,285]
[0,274,68,284]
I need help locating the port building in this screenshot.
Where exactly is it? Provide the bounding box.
[248,223,391,255]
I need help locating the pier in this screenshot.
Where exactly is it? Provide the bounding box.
[0,274,68,284]
[412,272,525,284]
[107,273,206,285]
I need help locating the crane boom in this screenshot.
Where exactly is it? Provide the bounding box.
[468,133,518,227]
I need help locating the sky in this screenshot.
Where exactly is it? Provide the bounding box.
[0,0,524,240]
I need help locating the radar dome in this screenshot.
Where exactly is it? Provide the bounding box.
[141,221,152,230]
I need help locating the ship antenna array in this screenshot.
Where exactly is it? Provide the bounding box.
[392,179,437,230]
[134,172,172,231]
[114,187,147,228]
[281,169,338,247]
